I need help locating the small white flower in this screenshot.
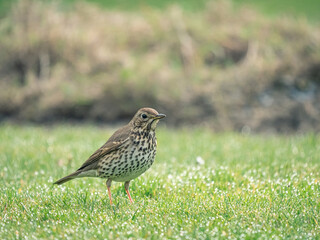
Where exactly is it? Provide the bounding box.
[196,156,205,165]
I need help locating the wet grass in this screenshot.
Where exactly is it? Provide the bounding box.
[0,124,319,239]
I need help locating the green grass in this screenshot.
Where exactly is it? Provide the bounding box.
[233,0,320,21]
[67,0,320,20]
[0,124,319,239]
[1,0,320,21]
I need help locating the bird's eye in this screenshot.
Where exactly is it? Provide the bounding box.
[141,113,148,119]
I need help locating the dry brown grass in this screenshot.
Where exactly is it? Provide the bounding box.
[0,0,319,132]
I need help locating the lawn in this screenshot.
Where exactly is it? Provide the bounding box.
[0,124,319,239]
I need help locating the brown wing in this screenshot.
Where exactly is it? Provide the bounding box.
[77,123,131,172]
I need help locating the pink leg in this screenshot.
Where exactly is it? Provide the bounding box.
[125,181,134,203]
[106,179,113,205]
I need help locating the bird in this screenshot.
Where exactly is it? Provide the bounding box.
[54,107,165,205]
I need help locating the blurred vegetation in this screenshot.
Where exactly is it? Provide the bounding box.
[233,0,320,22]
[1,0,320,20]
[0,0,319,132]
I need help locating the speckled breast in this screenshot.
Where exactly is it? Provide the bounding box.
[98,130,157,182]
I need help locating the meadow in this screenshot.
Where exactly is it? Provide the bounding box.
[0,124,319,239]
[1,0,320,133]
[1,0,319,21]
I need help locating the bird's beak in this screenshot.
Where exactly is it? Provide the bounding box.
[153,113,166,120]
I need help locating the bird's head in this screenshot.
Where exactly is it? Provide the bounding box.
[131,108,166,131]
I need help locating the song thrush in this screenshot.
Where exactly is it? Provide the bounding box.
[54,107,165,204]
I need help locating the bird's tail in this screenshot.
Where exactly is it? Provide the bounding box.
[54,171,80,185]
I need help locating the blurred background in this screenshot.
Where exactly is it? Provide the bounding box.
[0,0,319,133]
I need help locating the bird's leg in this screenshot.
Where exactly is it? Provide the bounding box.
[124,181,134,203]
[106,179,113,205]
